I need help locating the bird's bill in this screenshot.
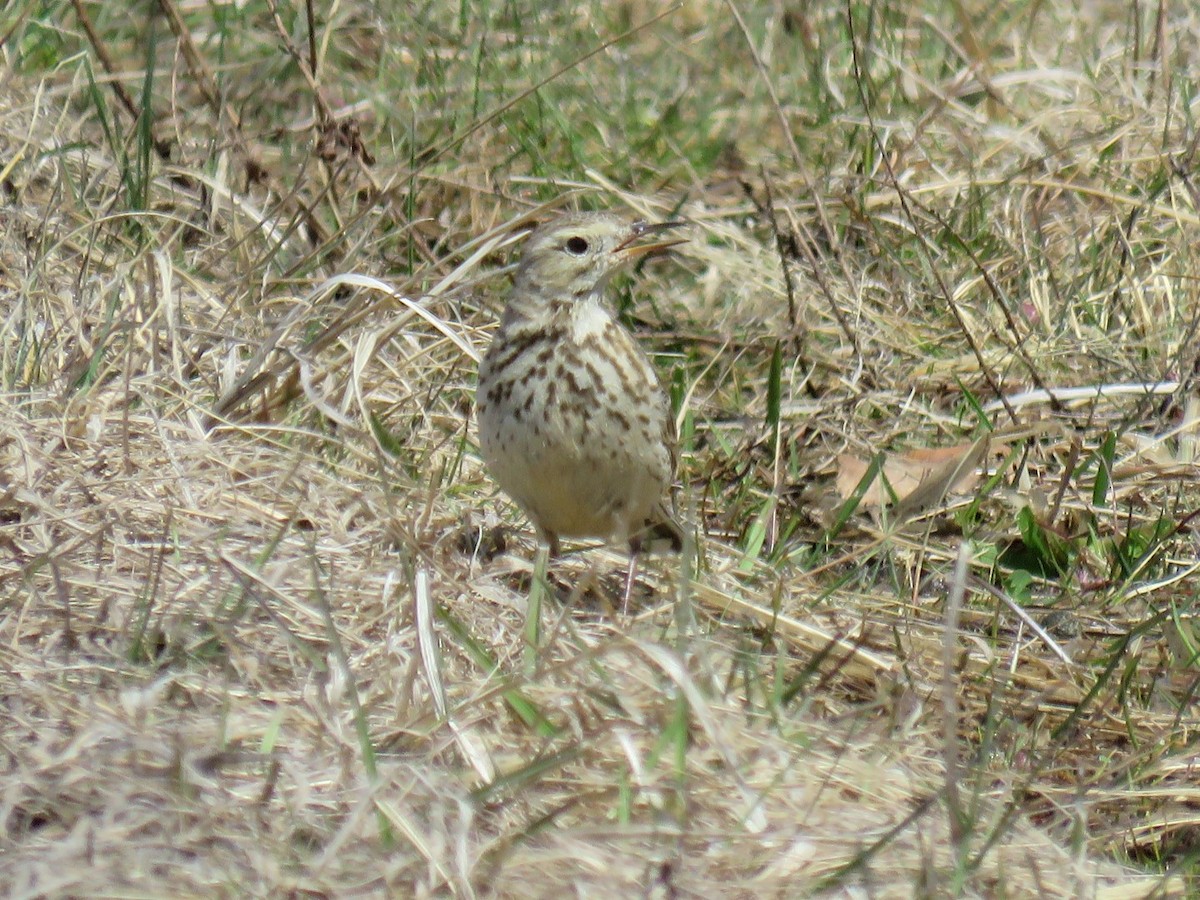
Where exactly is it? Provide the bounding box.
[613,221,688,258]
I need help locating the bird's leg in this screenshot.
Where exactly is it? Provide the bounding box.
[524,532,556,674]
[622,536,642,617]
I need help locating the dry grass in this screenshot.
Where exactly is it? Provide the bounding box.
[3,0,1200,896]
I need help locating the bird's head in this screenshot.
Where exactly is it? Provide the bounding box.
[510,211,686,305]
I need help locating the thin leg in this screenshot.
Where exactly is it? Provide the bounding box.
[622,538,642,617]
[524,539,551,674]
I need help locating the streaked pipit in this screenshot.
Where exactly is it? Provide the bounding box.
[476,211,685,595]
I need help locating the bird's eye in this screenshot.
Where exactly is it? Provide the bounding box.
[564,236,589,255]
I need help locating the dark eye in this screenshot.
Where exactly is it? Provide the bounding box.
[565,236,589,255]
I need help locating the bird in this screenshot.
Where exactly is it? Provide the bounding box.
[476,210,686,601]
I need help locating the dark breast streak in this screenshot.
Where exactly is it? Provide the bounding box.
[479,315,670,477]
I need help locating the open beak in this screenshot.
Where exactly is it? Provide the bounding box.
[613,220,688,259]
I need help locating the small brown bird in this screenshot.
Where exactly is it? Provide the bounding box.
[476,211,685,586]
